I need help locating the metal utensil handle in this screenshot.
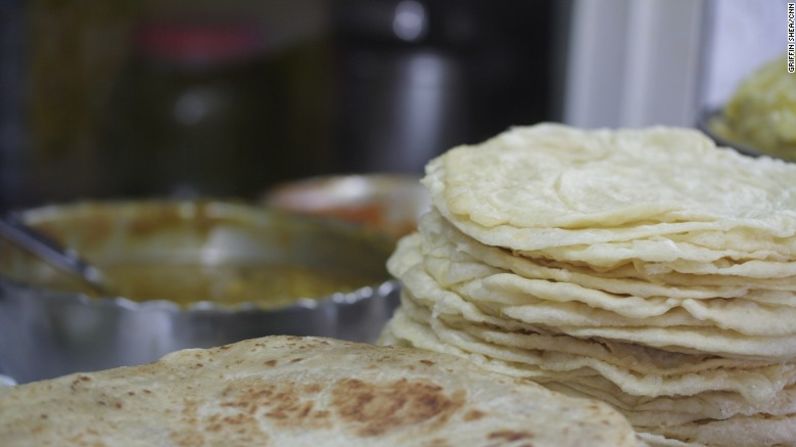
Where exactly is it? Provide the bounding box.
[0,214,107,294]
[0,359,14,387]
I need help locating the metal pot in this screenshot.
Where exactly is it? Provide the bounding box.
[0,201,398,383]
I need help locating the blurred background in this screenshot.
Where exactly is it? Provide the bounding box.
[0,0,792,383]
[0,0,788,211]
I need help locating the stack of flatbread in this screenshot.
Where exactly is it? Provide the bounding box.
[0,336,638,446]
[380,124,796,446]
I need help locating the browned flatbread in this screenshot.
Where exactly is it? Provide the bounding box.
[0,336,638,447]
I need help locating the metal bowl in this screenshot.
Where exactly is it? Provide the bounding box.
[698,107,796,163]
[263,174,430,239]
[0,201,399,383]
[697,108,763,158]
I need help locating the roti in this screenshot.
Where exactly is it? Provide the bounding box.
[0,336,639,447]
[382,123,796,446]
[425,124,796,245]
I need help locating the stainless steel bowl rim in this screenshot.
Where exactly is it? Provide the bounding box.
[0,274,401,383]
[1,275,400,315]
